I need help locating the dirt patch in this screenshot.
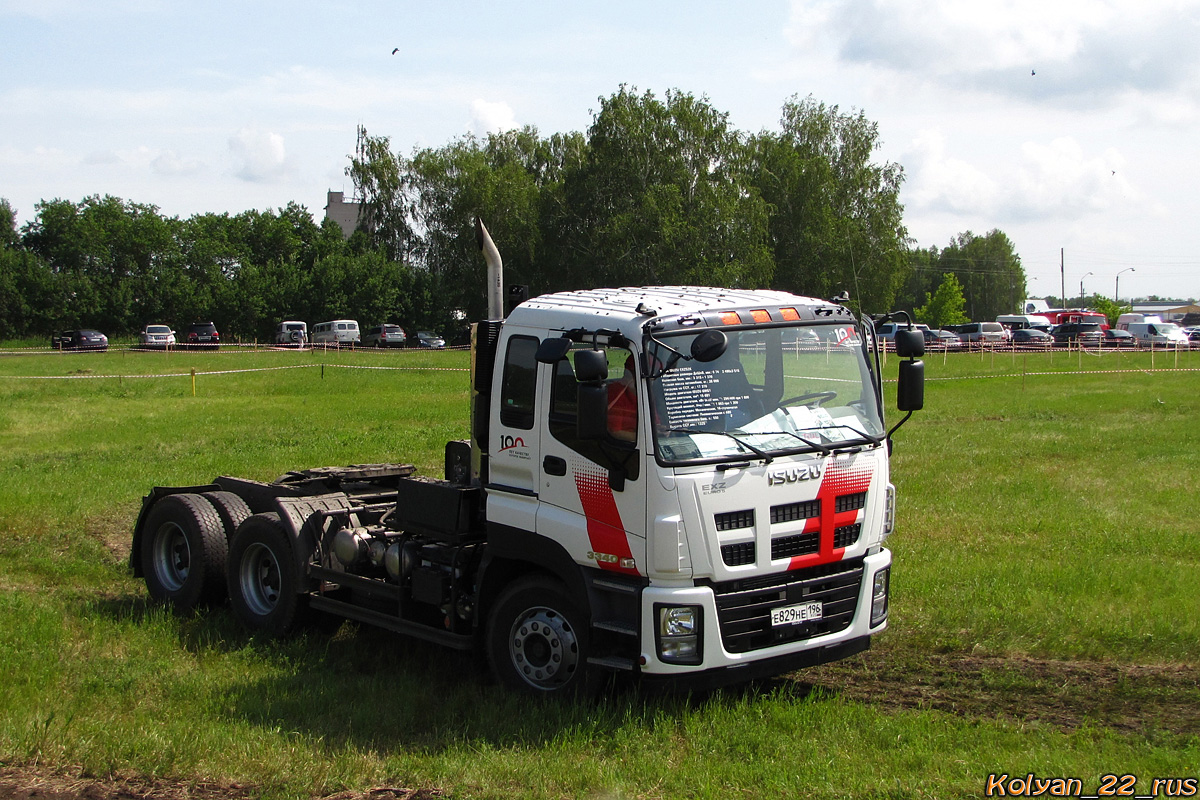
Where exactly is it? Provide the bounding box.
[799,649,1200,735]
[0,769,441,800]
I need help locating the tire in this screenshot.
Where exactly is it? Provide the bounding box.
[200,491,252,542]
[227,513,306,637]
[486,576,592,697]
[140,493,228,612]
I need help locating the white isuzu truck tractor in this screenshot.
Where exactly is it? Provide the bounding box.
[131,222,925,696]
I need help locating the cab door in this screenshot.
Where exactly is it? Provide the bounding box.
[535,344,647,578]
[487,332,543,534]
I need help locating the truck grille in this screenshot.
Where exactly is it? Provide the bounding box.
[720,541,756,566]
[705,558,864,653]
[770,531,818,559]
[715,509,754,531]
[770,499,820,524]
[835,492,867,513]
[834,523,862,549]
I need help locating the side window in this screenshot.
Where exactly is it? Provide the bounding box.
[499,336,539,430]
[549,345,638,444]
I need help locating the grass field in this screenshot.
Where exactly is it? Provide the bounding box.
[0,345,1197,799]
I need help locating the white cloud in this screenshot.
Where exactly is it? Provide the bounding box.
[151,149,204,176]
[904,129,1140,222]
[786,0,1200,104]
[228,126,288,183]
[469,99,518,136]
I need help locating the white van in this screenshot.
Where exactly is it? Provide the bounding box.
[997,314,1053,331]
[1123,321,1189,348]
[274,320,307,347]
[312,319,361,347]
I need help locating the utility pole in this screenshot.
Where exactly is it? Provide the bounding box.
[1060,248,1066,307]
[1116,268,1135,304]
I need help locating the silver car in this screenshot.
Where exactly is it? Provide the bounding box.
[138,324,176,349]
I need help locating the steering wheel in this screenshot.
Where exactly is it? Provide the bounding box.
[781,391,837,407]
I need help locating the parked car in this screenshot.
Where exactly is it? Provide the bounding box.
[182,322,220,350]
[413,330,446,349]
[363,324,407,348]
[953,321,1006,345]
[274,320,307,347]
[50,329,108,351]
[922,329,962,351]
[312,320,361,347]
[1101,328,1136,348]
[1187,327,1200,347]
[875,321,928,342]
[1011,328,1052,348]
[1051,322,1103,347]
[137,324,175,349]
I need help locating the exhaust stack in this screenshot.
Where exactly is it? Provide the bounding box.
[476,218,504,320]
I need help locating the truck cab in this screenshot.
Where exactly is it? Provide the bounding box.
[480,288,906,686]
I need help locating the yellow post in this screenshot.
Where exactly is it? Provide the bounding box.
[191,368,196,397]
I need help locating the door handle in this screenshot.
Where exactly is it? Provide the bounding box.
[543,456,567,476]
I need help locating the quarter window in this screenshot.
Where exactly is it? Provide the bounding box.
[499,336,539,430]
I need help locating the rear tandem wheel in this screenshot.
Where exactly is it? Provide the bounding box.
[140,493,228,612]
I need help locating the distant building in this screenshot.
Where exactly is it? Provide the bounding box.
[324,191,362,239]
[1131,302,1200,322]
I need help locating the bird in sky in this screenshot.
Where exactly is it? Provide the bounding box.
[392,47,399,54]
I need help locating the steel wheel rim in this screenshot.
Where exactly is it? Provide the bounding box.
[508,606,579,690]
[151,522,190,591]
[239,542,281,616]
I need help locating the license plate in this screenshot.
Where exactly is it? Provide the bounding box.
[771,601,823,627]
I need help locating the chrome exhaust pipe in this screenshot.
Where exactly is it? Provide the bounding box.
[475,218,504,319]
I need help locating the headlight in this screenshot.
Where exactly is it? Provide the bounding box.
[656,604,702,664]
[870,567,890,628]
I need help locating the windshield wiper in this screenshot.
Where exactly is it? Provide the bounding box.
[736,429,832,456]
[664,427,777,464]
[793,423,884,449]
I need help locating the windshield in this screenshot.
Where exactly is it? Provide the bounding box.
[147,325,170,334]
[648,323,883,464]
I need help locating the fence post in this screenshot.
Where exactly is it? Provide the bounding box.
[191,368,196,397]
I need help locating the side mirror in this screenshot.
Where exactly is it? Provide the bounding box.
[535,337,572,364]
[690,329,728,362]
[577,384,608,439]
[897,359,925,412]
[894,329,925,358]
[573,349,609,382]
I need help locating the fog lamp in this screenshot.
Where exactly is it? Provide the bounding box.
[870,567,890,628]
[656,604,702,664]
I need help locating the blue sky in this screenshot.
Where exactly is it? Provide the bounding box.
[3,0,1199,301]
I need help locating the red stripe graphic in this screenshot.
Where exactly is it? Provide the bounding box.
[789,460,872,570]
[574,467,639,575]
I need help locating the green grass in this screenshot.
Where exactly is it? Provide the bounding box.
[0,346,1197,799]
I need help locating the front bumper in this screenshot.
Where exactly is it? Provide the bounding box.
[637,548,891,680]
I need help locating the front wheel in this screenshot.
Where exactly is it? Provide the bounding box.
[486,576,592,696]
[227,513,306,637]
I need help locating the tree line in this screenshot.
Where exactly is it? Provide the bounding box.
[0,87,1027,342]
